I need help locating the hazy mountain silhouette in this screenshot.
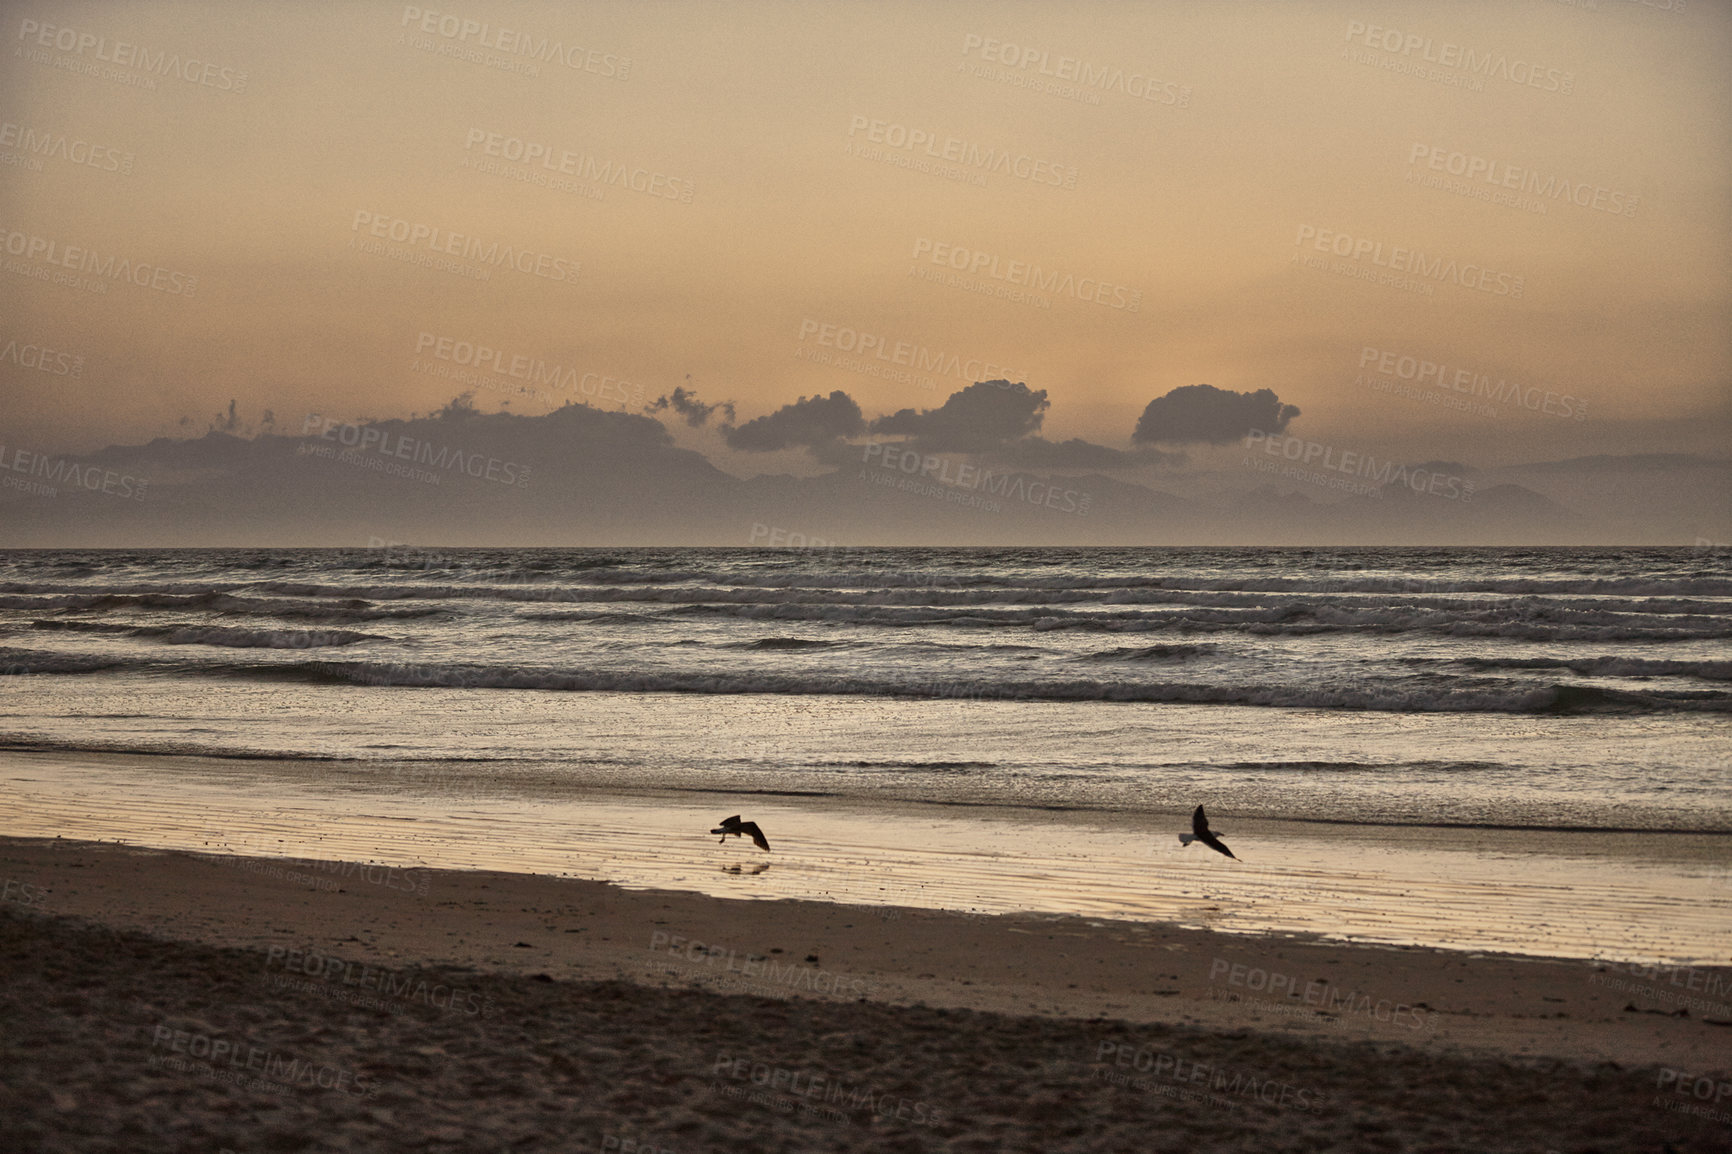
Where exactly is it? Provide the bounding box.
[1,399,1720,546]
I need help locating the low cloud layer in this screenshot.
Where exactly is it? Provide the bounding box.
[869,381,1050,452]
[1133,385,1300,446]
[724,390,865,453]
[0,392,1705,546]
[695,379,1161,469]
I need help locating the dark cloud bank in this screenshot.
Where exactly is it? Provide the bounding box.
[0,383,1717,546]
[1132,384,1300,445]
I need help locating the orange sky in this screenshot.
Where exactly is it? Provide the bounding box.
[3,0,1728,478]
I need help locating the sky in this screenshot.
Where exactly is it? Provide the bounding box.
[1,0,1729,544]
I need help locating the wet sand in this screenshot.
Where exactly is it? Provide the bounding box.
[6,749,1730,964]
[1,836,1729,1152]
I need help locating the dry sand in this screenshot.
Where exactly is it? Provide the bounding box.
[1,836,1728,1152]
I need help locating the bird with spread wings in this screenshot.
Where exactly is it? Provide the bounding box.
[1178,805,1237,859]
[711,815,770,852]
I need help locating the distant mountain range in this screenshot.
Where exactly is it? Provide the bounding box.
[2,402,1726,546]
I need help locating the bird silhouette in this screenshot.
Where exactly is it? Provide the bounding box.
[711,815,770,852]
[1178,805,1236,859]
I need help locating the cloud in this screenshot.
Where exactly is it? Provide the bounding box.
[649,386,735,428]
[724,390,866,453]
[1132,384,1300,445]
[860,381,1154,470]
[0,396,1679,545]
[870,380,1048,452]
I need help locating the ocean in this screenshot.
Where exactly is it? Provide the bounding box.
[3,545,1728,961]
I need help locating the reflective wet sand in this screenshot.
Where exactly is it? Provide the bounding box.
[6,750,1726,964]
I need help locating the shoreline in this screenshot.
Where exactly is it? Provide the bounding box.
[11,735,1732,838]
[2,836,1729,1151]
[5,747,1729,966]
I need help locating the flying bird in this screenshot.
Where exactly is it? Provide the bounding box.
[1178,805,1236,859]
[711,815,770,852]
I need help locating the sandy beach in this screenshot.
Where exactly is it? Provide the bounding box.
[2,835,1728,1152]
